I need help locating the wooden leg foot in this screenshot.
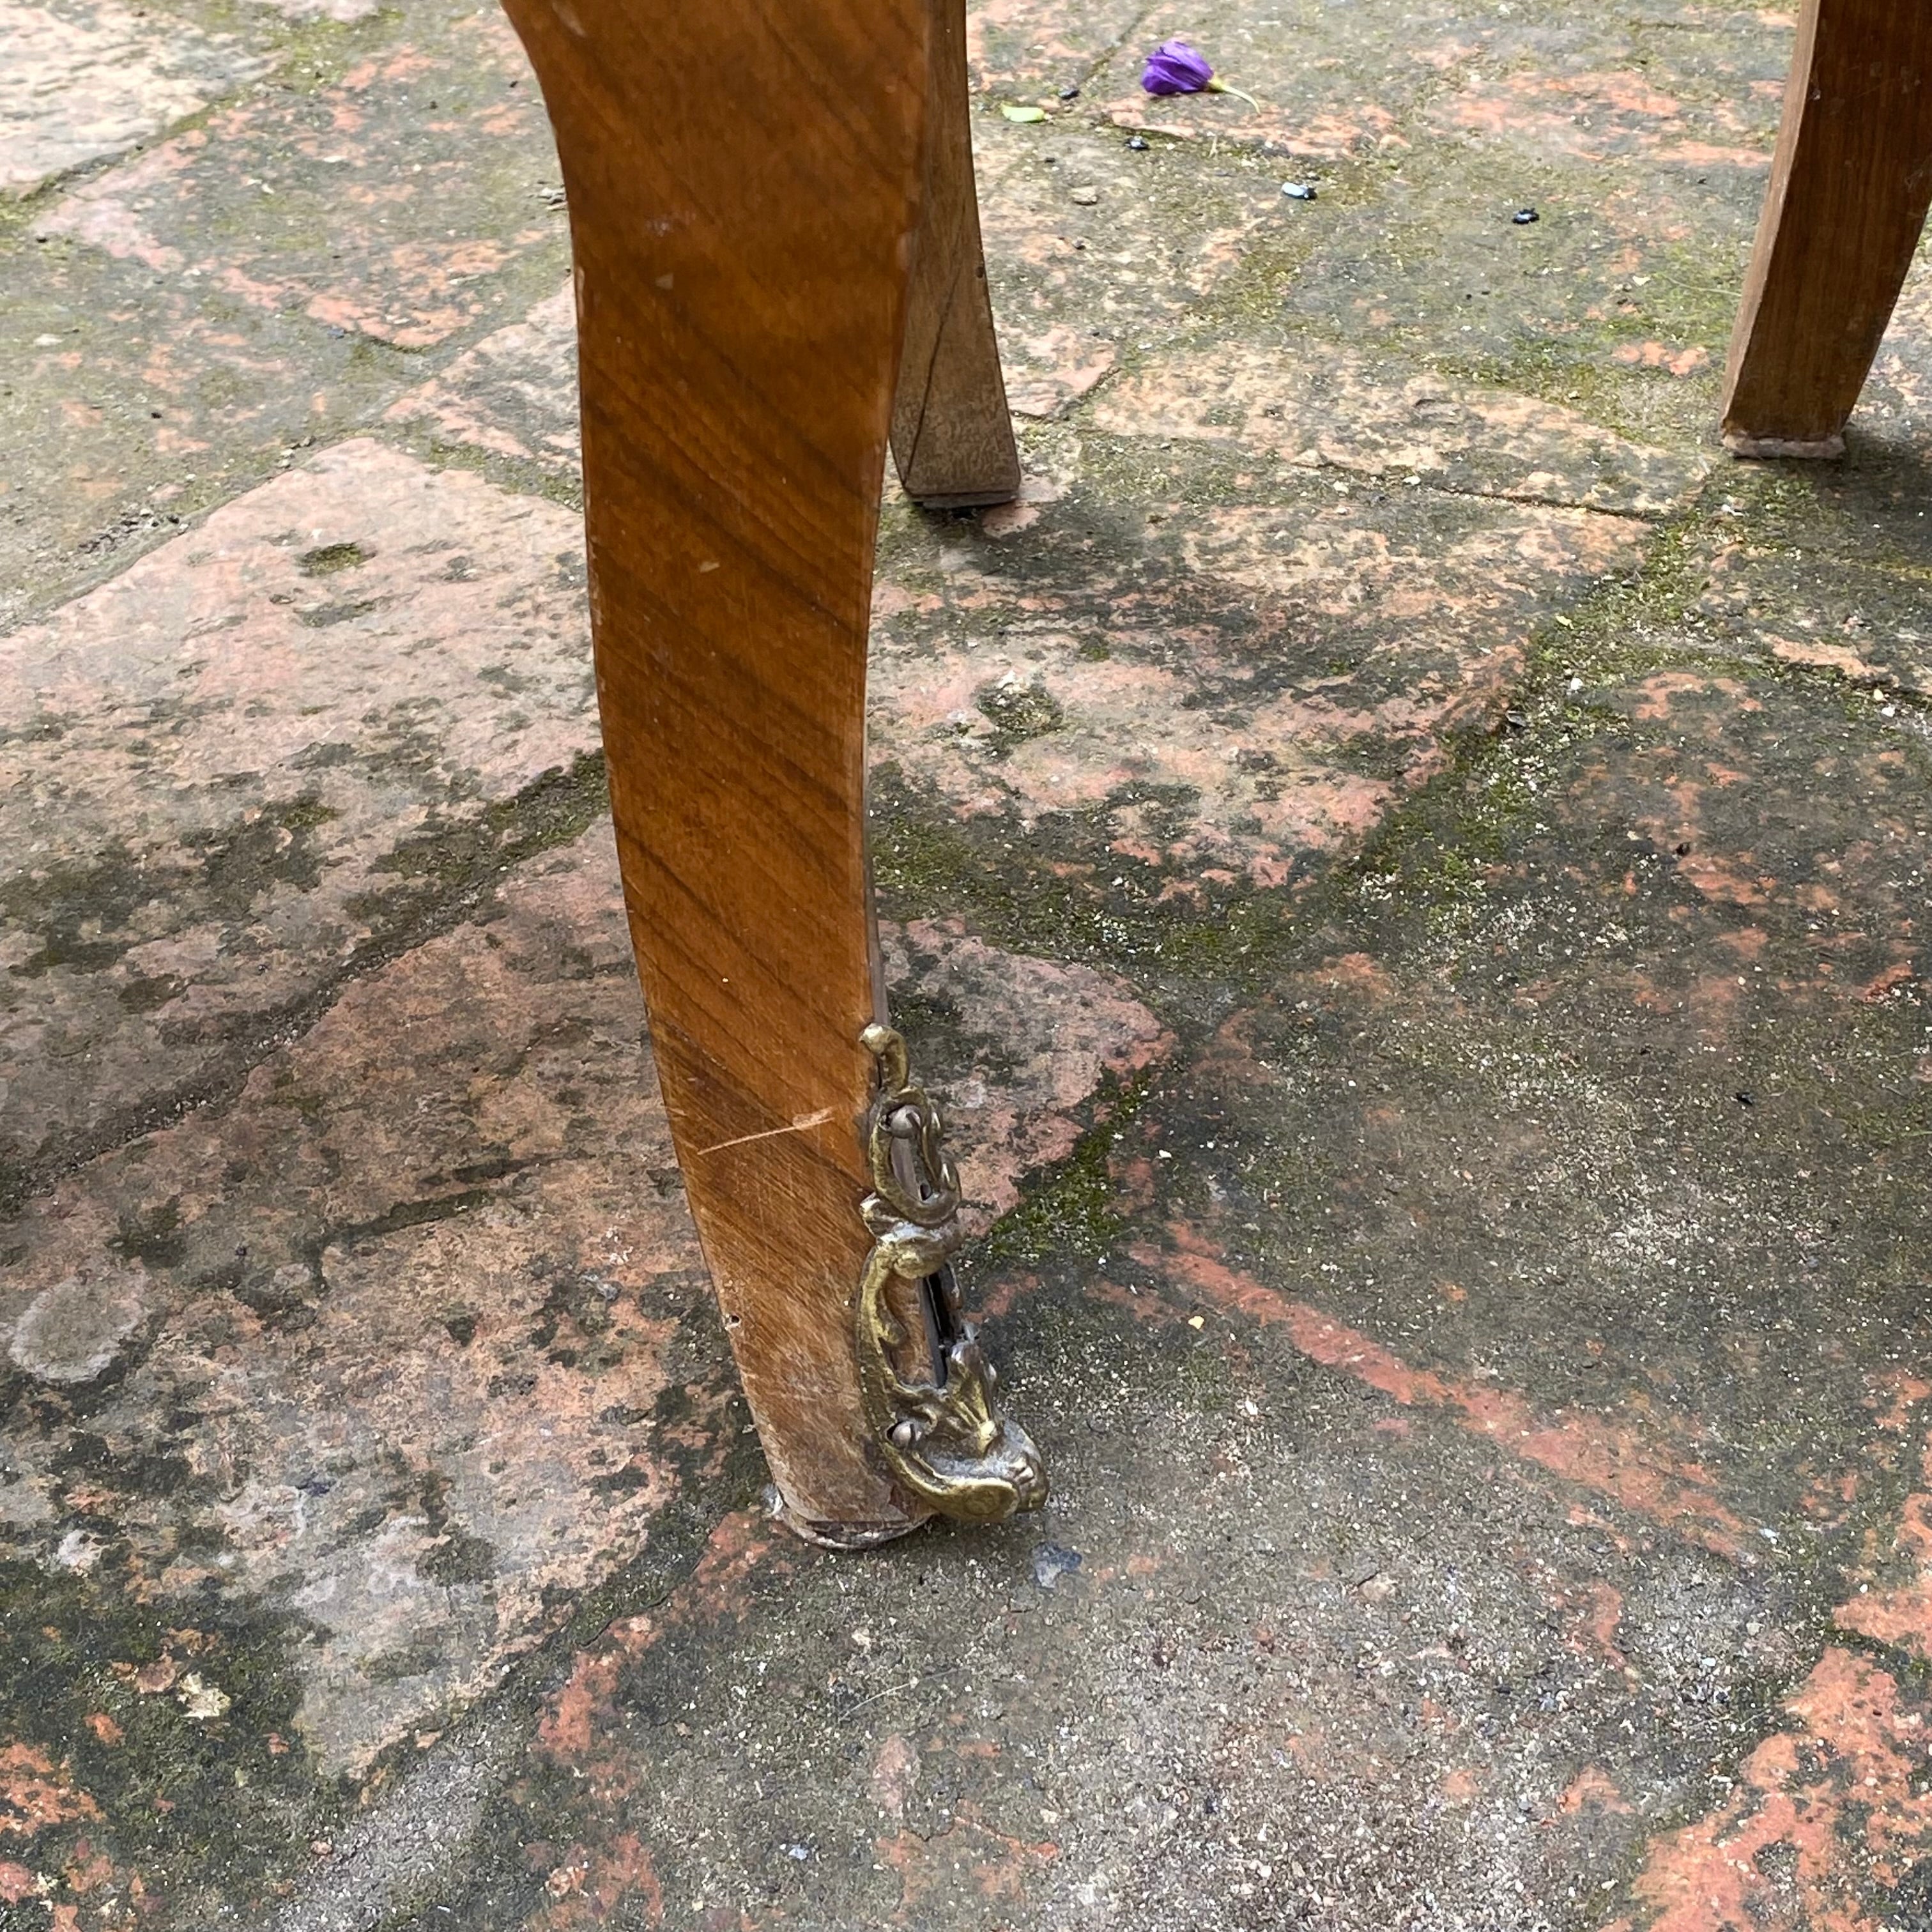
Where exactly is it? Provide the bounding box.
[1721,0,1932,454]
[889,0,1022,509]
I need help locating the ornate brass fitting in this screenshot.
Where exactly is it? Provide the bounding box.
[855,1023,1048,1524]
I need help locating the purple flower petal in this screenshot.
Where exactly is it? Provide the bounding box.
[1141,38,1215,96]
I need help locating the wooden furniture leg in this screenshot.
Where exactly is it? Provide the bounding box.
[498,0,1044,1545]
[1721,0,1932,457]
[889,0,1022,508]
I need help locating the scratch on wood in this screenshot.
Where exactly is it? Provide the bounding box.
[692,1109,836,1158]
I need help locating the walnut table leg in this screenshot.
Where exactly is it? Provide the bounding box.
[889,0,1022,509]
[498,0,1045,1544]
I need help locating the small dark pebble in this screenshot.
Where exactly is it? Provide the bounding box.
[1512,206,1540,224]
[1059,82,1080,100]
[1736,1091,1755,1107]
[1675,841,1692,855]
[1127,135,1149,150]
[1282,181,1317,200]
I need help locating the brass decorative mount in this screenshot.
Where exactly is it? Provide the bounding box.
[854,1023,1048,1524]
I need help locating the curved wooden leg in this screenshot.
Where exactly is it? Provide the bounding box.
[499,0,1043,1544]
[1721,0,1932,457]
[889,0,1022,508]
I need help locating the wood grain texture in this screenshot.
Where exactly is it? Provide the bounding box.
[889,0,1022,508]
[1722,0,1932,457]
[498,0,933,1542]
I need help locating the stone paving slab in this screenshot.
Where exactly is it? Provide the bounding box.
[2,268,404,634]
[249,0,379,24]
[1094,341,1709,512]
[0,818,1167,1894]
[972,116,1288,403]
[870,482,1644,895]
[1422,24,1783,174]
[1,1,572,632]
[33,10,558,351]
[384,278,1666,912]
[1267,135,1755,428]
[0,0,266,199]
[1695,539,1932,703]
[1853,238,1932,464]
[1086,0,1788,164]
[1175,671,1931,1512]
[1091,0,1447,155]
[385,280,580,474]
[0,439,596,1200]
[965,0,1146,102]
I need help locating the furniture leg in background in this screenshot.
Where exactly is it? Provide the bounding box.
[1722,0,1932,457]
[498,0,1043,1545]
[891,0,1022,507]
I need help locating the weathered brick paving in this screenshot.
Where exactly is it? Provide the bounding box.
[5,0,1932,1924]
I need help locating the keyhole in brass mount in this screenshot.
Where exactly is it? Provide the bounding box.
[888,1106,955,1384]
